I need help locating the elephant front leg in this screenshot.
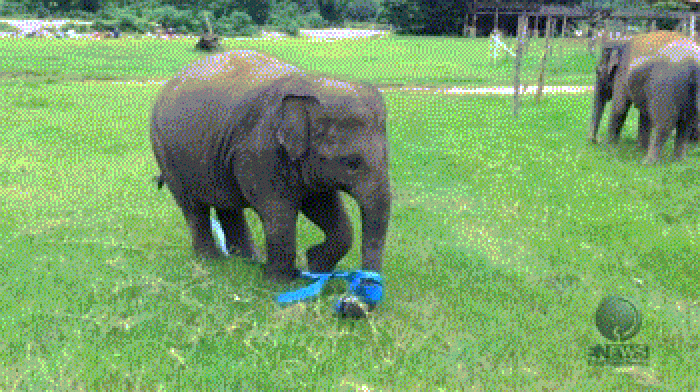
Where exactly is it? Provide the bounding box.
[607,97,631,144]
[588,89,607,144]
[215,208,259,261]
[300,192,353,273]
[259,201,300,282]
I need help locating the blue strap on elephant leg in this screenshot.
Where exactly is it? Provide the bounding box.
[211,216,229,256]
[346,270,383,307]
[276,272,347,304]
[300,271,350,280]
[277,269,383,314]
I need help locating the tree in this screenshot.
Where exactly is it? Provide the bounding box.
[237,0,271,24]
[318,0,347,24]
[381,0,424,33]
[343,0,380,22]
[81,0,99,12]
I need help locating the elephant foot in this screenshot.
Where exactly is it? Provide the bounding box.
[263,264,301,283]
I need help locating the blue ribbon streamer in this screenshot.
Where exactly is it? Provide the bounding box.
[212,217,383,310]
[277,270,383,308]
[211,216,229,256]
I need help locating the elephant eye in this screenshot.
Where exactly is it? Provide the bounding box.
[339,154,363,170]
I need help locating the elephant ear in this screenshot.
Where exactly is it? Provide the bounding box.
[606,45,625,76]
[275,96,311,162]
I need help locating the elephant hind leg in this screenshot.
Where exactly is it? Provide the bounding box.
[169,188,221,258]
[215,208,258,261]
[645,103,680,164]
[301,191,353,273]
[674,109,695,160]
[638,109,651,150]
[186,203,222,258]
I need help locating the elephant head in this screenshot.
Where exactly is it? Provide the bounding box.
[266,78,391,273]
[588,40,627,143]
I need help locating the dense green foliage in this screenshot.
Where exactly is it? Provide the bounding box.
[0,0,676,37]
[266,1,327,36]
[0,0,384,36]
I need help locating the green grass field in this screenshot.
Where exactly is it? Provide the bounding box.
[0,35,596,87]
[0,36,699,390]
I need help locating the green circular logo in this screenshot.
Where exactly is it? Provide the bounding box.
[595,295,642,342]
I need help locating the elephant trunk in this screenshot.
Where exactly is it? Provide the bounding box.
[352,175,391,272]
[588,82,606,144]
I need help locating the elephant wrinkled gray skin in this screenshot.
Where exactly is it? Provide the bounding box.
[151,50,391,283]
[588,31,700,163]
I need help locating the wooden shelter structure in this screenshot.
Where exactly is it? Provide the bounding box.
[463,1,700,37]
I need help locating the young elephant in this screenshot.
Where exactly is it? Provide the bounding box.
[588,31,700,163]
[151,50,391,282]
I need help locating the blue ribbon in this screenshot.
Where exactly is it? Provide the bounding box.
[212,217,383,311]
[277,270,383,309]
[211,216,229,256]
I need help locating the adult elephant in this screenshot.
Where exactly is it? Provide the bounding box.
[151,50,391,283]
[588,31,700,163]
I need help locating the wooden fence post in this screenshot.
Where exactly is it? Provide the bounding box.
[524,14,531,55]
[513,14,525,118]
[690,14,695,38]
[536,16,552,105]
[463,12,469,37]
[546,14,552,56]
[494,9,499,33]
[562,15,567,37]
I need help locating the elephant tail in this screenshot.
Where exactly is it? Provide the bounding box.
[153,173,165,190]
